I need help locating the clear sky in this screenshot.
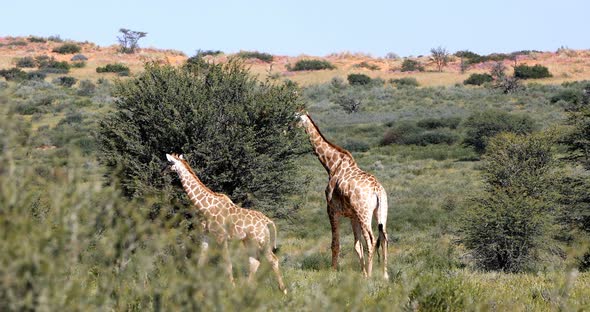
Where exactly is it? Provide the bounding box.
[1,0,588,57]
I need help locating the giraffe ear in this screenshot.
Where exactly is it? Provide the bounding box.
[179,154,184,160]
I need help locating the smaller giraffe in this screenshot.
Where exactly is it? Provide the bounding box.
[165,153,287,293]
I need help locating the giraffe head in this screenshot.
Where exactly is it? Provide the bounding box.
[165,153,187,173]
[294,110,311,128]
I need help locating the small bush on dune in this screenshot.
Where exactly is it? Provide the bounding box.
[77,79,96,96]
[289,59,335,71]
[401,59,424,72]
[96,63,130,76]
[52,43,82,54]
[70,54,88,61]
[347,73,372,86]
[0,68,28,81]
[16,56,37,68]
[27,71,46,81]
[28,36,47,43]
[236,51,273,62]
[513,64,552,79]
[390,77,419,87]
[53,76,77,88]
[353,61,380,70]
[464,73,493,86]
[38,58,70,74]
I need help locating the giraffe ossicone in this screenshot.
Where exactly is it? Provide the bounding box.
[165,153,287,293]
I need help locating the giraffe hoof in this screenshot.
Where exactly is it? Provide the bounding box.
[283,288,288,295]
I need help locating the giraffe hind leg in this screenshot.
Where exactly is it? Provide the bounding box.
[265,248,287,294]
[378,224,389,280]
[351,219,367,276]
[360,225,375,277]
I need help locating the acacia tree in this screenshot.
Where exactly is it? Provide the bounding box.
[117,28,147,54]
[430,46,450,72]
[97,58,307,216]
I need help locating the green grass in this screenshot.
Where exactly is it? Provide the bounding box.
[1,78,590,310]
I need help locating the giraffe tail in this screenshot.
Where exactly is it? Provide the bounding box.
[374,187,389,260]
[268,221,280,253]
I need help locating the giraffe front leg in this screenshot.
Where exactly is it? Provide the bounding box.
[351,219,367,276]
[248,256,261,283]
[197,238,209,268]
[328,207,340,270]
[221,240,235,286]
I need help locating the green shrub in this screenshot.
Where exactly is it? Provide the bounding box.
[53,76,77,87]
[52,43,81,54]
[290,59,335,71]
[334,90,363,113]
[197,49,223,56]
[463,73,493,86]
[550,88,585,106]
[236,51,273,62]
[71,61,86,68]
[353,61,380,70]
[77,79,96,96]
[28,36,47,43]
[7,40,27,47]
[347,73,371,86]
[97,60,306,214]
[39,59,70,74]
[27,71,46,81]
[416,130,459,145]
[513,64,552,79]
[16,56,37,68]
[381,122,420,145]
[300,252,331,271]
[47,35,63,42]
[455,50,485,64]
[96,63,130,76]
[460,133,557,272]
[417,117,462,129]
[342,139,370,152]
[463,110,536,153]
[401,59,424,72]
[187,50,224,64]
[0,68,27,81]
[389,77,419,87]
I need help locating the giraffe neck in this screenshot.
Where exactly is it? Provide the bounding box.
[303,117,352,174]
[176,164,218,217]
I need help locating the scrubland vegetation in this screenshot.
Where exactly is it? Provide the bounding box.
[2,46,590,311]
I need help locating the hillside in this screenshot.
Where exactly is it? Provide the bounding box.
[2,36,590,86]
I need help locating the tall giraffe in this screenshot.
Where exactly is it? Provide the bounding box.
[297,112,389,280]
[165,153,287,293]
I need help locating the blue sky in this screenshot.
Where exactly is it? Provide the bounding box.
[2,0,588,57]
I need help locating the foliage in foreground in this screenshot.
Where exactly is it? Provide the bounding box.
[96,59,307,214]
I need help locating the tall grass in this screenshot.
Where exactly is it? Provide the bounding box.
[1,77,590,310]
